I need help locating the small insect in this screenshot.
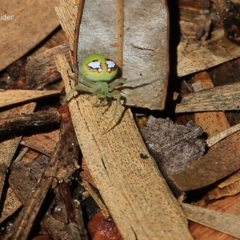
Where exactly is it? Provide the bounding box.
[139,153,149,159]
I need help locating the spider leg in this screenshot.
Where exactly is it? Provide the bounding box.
[108,77,150,91]
[108,78,127,91]
[68,67,94,88]
[92,96,100,106]
[111,90,122,120]
[78,73,94,88]
[103,90,122,133]
[92,89,108,106]
[63,84,93,103]
[70,64,79,74]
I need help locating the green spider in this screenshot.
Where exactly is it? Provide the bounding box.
[65,53,128,127]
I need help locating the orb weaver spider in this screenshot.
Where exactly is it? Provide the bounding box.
[65,53,142,130]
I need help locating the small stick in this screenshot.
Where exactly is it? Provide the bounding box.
[0,109,61,136]
[116,0,124,68]
[81,179,110,218]
[207,122,240,147]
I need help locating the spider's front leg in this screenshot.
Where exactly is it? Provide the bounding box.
[111,89,122,119]
[69,65,95,89]
[108,78,127,91]
[102,89,122,133]
[64,84,93,104]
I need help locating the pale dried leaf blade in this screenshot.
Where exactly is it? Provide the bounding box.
[77,0,169,110]
[55,0,192,238]
[176,82,240,113]
[181,203,240,239]
[207,122,240,147]
[55,53,193,239]
[55,0,79,50]
[191,71,230,138]
[0,90,60,108]
[177,29,240,77]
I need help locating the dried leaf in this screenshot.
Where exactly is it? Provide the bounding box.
[56,53,193,240]
[176,82,240,113]
[171,131,240,191]
[77,0,169,110]
[0,103,36,201]
[26,44,70,89]
[208,170,240,200]
[182,203,240,239]
[177,29,240,76]
[55,0,193,238]
[0,90,60,108]
[0,0,59,70]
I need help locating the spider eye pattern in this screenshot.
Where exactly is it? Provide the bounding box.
[80,53,119,81]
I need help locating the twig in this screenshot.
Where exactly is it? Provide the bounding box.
[207,122,240,147]
[73,0,84,66]
[0,109,61,136]
[8,121,75,239]
[81,179,110,218]
[116,0,124,68]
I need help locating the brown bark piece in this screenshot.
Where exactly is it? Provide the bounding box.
[171,129,240,191]
[140,116,206,194]
[26,44,70,89]
[0,103,36,199]
[0,0,59,71]
[21,128,60,156]
[208,171,240,200]
[0,109,61,136]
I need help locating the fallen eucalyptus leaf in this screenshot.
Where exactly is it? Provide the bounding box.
[77,0,169,110]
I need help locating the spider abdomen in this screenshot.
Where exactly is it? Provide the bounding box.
[80,54,119,82]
